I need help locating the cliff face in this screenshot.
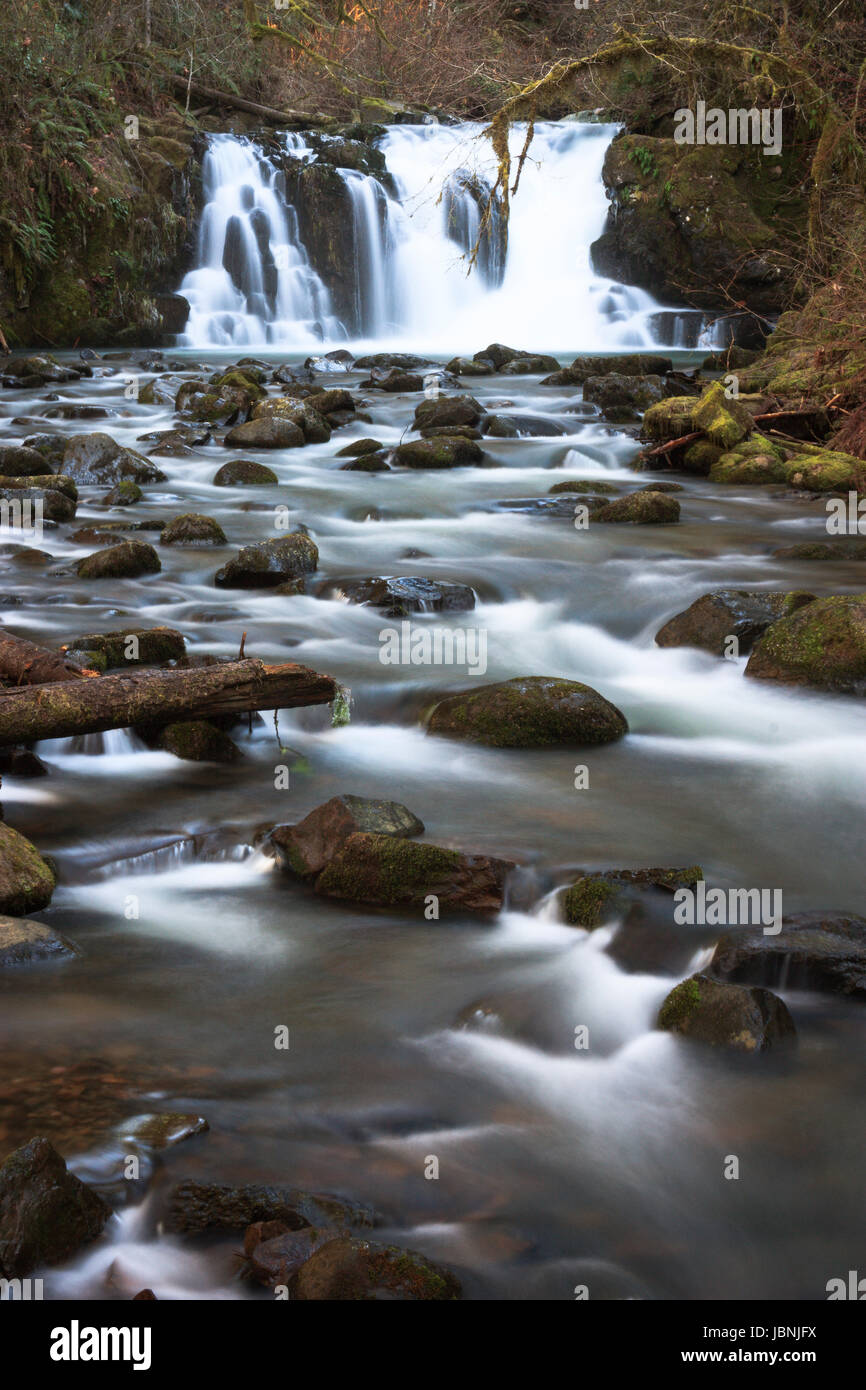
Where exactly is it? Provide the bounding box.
[0,110,202,349]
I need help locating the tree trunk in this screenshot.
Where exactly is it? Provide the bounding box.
[0,631,88,687]
[165,74,328,127]
[0,659,336,748]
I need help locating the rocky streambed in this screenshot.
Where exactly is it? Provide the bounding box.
[0,342,865,1300]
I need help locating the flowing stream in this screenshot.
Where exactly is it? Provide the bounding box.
[1,120,865,1303]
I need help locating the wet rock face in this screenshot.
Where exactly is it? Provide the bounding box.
[655,590,816,655]
[745,595,866,692]
[0,1137,112,1277]
[164,1179,375,1235]
[214,534,319,589]
[315,832,513,913]
[427,676,628,748]
[62,434,166,486]
[0,825,56,917]
[657,973,796,1052]
[711,913,866,998]
[269,794,425,879]
[323,575,476,616]
[288,1236,461,1301]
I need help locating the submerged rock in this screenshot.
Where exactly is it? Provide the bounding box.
[164,1179,374,1235]
[323,575,475,615]
[76,541,161,579]
[427,676,628,747]
[0,825,56,916]
[215,534,318,589]
[315,832,512,913]
[772,539,866,561]
[269,794,425,879]
[289,1236,461,1300]
[0,916,80,967]
[655,590,815,655]
[711,912,866,997]
[745,595,866,692]
[657,973,796,1052]
[0,1137,112,1277]
[115,1114,209,1149]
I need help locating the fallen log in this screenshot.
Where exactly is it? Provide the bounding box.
[642,431,702,458]
[165,74,328,128]
[0,631,88,686]
[0,659,336,747]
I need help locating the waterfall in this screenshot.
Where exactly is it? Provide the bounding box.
[179,120,715,352]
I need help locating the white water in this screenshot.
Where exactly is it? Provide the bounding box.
[179,120,714,352]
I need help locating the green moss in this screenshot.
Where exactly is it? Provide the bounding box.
[691,381,754,450]
[658,977,702,1031]
[563,877,619,928]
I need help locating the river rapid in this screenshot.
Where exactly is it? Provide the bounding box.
[2,339,866,1301]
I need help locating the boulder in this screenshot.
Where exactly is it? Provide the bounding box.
[0,1138,111,1277]
[103,480,142,506]
[689,380,755,449]
[0,485,76,524]
[393,438,484,469]
[413,395,484,430]
[212,459,279,486]
[304,388,355,417]
[334,438,384,459]
[223,418,305,449]
[657,973,796,1052]
[164,1179,374,1235]
[582,373,666,422]
[315,832,512,913]
[640,395,699,442]
[269,794,425,878]
[76,541,161,579]
[252,398,332,443]
[427,676,628,748]
[161,514,227,545]
[593,491,680,524]
[772,539,866,562]
[655,590,816,655]
[155,721,242,763]
[562,866,704,929]
[247,1225,338,1287]
[289,1237,461,1300]
[745,595,866,692]
[214,534,318,589]
[0,916,79,967]
[68,627,185,667]
[62,434,165,486]
[711,912,866,998]
[544,353,673,386]
[0,825,56,916]
[0,444,52,476]
[323,575,475,615]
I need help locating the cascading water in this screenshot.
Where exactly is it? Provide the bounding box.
[179,120,715,352]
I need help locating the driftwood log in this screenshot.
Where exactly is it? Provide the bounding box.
[0,659,336,747]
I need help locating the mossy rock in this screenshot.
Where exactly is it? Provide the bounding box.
[691,380,755,450]
[161,514,227,545]
[335,438,384,459]
[772,539,866,562]
[563,866,704,928]
[783,449,866,494]
[223,418,306,450]
[0,916,80,967]
[413,395,483,430]
[745,594,866,692]
[289,1236,461,1301]
[213,460,279,487]
[0,1138,112,1277]
[214,370,266,399]
[70,627,185,668]
[655,590,815,654]
[427,676,628,748]
[215,534,319,589]
[657,973,796,1052]
[0,824,56,916]
[253,399,331,443]
[156,721,241,763]
[640,395,697,442]
[76,541,161,579]
[549,478,620,495]
[393,438,484,469]
[102,480,142,506]
[593,490,680,524]
[315,832,510,913]
[709,451,789,485]
[681,440,724,474]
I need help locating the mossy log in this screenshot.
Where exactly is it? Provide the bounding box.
[164,74,329,128]
[0,659,336,747]
[0,631,88,686]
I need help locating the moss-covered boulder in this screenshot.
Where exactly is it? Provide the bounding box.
[772,539,866,562]
[223,417,306,450]
[655,590,815,655]
[102,480,142,506]
[0,484,76,524]
[253,398,331,443]
[0,916,80,967]
[175,382,254,425]
[745,595,866,692]
[543,353,672,386]
[782,448,866,494]
[315,832,512,913]
[690,380,755,450]
[0,472,77,502]
[413,395,484,431]
[657,973,796,1052]
[69,627,185,667]
[393,438,484,469]
[213,369,266,399]
[161,514,227,546]
[427,676,628,747]
[0,444,52,476]
[640,395,698,442]
[212,459,279,487]
[709,448,789,485]
[563,866,704,929]
[165,1178,374,1235]
[290,1237,461,1301]
[269,794,425,878]
[214,534,319,589]
[593,490,680,524]
[0,825,56,916]
[0,1138,112,1277]
[335,438,384,459]
[156,721,241,763]
[76,541,161,579]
